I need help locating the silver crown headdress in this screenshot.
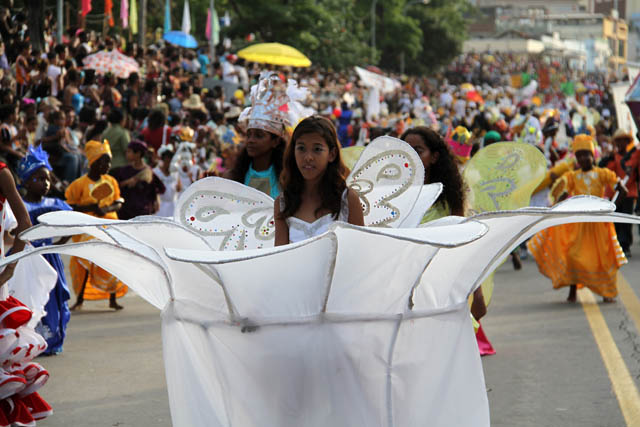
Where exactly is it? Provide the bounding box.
[238,71,313,140]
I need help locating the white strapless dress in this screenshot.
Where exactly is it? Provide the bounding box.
[285,190,349,243]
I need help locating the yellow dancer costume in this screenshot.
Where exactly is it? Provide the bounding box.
[527,136,626,298]
[65,140,128,300]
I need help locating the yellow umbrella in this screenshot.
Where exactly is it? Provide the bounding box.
[237,42,312,67]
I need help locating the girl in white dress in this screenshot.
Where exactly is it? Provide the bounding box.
[275,116,364,245]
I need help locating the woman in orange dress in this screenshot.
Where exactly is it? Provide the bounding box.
[64,140,128,310]
[528,135,628,302]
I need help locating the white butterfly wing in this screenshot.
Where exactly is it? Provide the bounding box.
[174,177,276,250]
[399,183,443,227]
[347,136,425,228]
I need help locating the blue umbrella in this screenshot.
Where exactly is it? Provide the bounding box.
[163,31,198,48]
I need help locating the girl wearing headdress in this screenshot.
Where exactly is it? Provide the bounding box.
[528,134,628,303]
[18,146,72,355]
[65,140,127,310]
[227,72,312,199]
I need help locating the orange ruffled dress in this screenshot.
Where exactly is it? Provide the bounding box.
[528,167,626,298]
[64,174,128,300]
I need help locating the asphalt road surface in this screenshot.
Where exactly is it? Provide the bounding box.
[36,247,640,426]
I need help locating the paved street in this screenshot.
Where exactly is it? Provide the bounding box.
[36,247,640,427]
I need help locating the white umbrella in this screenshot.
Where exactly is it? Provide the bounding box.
[82,50,140,78]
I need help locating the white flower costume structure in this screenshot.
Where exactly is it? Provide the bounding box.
[3,136,640,427]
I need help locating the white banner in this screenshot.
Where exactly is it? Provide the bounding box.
[611,83,637,136]
[354,66,400,93]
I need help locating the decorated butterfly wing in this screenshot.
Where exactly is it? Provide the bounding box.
[347,136,425,227]
[463,142,547,215]
[399,183,443,227]
[341,146,365,171]
[174,177,276,251]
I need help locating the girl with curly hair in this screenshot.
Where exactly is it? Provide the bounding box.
[275,116,364,245]
[401,126,490,352]
[400,126,466,218]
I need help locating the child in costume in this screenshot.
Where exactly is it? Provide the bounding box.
[528,134,628,302]
[153,145,182,217]
[274,116,364,245]
[228,72,312,199]
[65,140,127,310]
[0,157,53,425]
[401,126,492,355]
[18,146,71,355]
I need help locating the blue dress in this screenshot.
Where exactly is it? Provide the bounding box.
[23,197,72,355]
[244,164,280,199]
[337,110,353,147]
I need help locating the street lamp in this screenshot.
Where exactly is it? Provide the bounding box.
[400,0,430,74]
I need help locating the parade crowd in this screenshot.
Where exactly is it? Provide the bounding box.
[0,5,639,425]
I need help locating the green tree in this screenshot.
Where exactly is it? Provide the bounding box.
[224,0,370,70]
[376,0,474,74]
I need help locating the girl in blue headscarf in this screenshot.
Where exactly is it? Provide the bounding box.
[17,146,72,355]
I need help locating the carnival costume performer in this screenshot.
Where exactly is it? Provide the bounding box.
[65,140,127,310]
[275,116,364,245]
[402,126,493,355]
[18,146,71,355]
[228,72,312,199]
[528,134,628,302]
[0,160,52,426]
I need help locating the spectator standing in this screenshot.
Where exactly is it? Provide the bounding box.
[101,108,130,170]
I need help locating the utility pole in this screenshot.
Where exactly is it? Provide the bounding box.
[138,0,147,46]
[57,0,63,43]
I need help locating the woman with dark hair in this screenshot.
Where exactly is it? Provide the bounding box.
[101,73,122,112]
[400,126,466,218]
[275,116,364,245]
[111,140,165,220]
[141,108,170,152]
[31,59,52,100]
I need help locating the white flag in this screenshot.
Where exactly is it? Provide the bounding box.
[182,0,191,34]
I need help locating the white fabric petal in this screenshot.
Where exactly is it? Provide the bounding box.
[412,196,640,310]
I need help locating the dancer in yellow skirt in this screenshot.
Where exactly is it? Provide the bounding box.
[528,134,628,302]
[65,140,127,310]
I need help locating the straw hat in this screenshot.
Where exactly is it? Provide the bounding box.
[182,94,206,112]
